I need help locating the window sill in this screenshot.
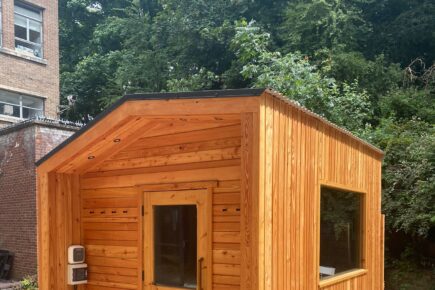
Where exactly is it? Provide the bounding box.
[0,47,47,65]
[0,114,23,123]
[319,269,368,288]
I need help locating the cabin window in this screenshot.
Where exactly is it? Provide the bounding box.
[320,186,364,279]
[14,1,43,58]
[154,205,197,289]
[0,89,44,119]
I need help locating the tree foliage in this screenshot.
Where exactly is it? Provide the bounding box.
[371,118,434,236]
[59,0,435,241]
[280,0,372,54]
[232,20,372,133]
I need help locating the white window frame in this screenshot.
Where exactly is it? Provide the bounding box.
[0,90,45,119]
[14,1,43,58]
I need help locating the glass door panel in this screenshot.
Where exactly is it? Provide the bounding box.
[143,189,210,290]
[154,205,197,289]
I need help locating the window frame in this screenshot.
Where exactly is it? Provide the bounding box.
[317,181,367,286]
[0,89,45,119]
[14,1,43,58]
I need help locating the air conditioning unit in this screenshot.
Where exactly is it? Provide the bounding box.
[16,45,36,57]
[3,104,14,116]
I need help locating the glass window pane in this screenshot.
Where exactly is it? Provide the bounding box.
[14,14,27,27]
[15,15,27,40]
[21,95,43,109]
[320,187,363,279]
[14,3,41,20]
[15,25,27,40]
[28,19,41,32]
[154,205,197,289]
[0,90,44,119]
[29,29,41,43]
[0,90,20,105]
[14,24,27,40]
[22,107,42,119]
[0,103,20,118]
[29,20,41,43]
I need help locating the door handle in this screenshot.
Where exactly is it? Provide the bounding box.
[197,257,204,290]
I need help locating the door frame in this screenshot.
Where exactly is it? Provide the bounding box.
[136,181,216,290]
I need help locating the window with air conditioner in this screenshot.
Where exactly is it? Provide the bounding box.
[14,1,43,58]
[0,89,44,119]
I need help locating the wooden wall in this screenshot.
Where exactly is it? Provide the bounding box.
[37,93,383,290]
[78,121,245,290]
[37,173,81,290]
[257,93,384,290]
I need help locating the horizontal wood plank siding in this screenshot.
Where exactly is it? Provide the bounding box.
[80,123,243,290]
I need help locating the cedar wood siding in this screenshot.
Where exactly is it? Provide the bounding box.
[36,90,384,290]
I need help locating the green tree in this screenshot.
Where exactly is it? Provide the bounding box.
[57,1,435,287]
[232,20,373,133]
[280,0,372,54]
[365,0,435,65]
[369,118,434,237]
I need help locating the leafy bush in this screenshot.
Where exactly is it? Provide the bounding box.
[369,118,435,237]
[385,250,435,290]
[16,276,38,290]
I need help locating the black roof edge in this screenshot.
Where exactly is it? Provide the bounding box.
[124,88,266,100]
[35,88,266,167]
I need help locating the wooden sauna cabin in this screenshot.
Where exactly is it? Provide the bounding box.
[36,88,385,290]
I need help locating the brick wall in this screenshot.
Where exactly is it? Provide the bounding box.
[0,121,77,279]
[0,125,36,279]
[0,0,60,120]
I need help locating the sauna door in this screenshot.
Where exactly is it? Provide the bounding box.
[143,190,211,290]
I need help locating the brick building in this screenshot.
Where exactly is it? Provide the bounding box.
[0,0,77,280]
[0,119,78,279]
[0,0,59,127]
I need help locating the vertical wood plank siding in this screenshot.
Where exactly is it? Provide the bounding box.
[37,173,81,290]
[258,93,384,290]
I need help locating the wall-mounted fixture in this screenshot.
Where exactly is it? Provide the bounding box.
[67,245,87,285]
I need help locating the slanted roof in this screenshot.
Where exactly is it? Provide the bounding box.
[36,88,264,167]
[264,89,384,156]
[36,88,383,171]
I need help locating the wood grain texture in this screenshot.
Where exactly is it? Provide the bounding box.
[37,92,383,290]
[257,92,384,290]
[80,122,243,290]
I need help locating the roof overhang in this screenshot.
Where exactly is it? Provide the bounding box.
[36,88,384,173]
[36,89,265,172]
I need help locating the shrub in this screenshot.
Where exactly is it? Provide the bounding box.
[16,275,38,290]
